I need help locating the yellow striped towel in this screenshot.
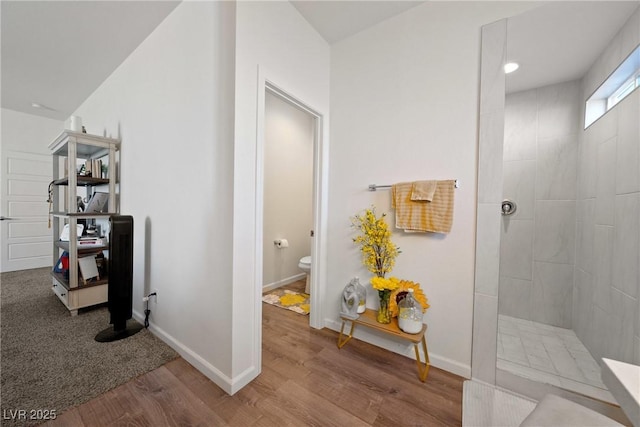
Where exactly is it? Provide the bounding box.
[392,180,455,233]
[411,180,438,201]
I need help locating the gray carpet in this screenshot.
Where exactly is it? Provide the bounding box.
[1,267,178,426]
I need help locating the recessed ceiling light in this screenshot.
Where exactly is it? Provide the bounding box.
[504,62,520,74]
[31,102,57,111]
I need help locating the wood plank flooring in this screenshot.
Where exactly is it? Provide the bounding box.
[43,281,464,426]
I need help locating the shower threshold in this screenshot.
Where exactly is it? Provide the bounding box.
[497,314,614,402]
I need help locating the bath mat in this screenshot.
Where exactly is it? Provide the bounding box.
[262,289,310,315]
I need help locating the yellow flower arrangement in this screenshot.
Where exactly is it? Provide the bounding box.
[352,207,403,324]
[370,276,400,292]
[389,279,430,317]
[351,208,400,279]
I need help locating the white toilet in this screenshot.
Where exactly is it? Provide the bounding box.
[298,256,311,294]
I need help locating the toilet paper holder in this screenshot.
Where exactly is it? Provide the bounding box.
[274,239,289,248]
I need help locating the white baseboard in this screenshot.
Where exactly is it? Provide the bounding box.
[132,310,257,395]
[262,273,306,292]
[325,318,471,379]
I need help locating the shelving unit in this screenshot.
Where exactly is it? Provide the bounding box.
[49,130,120,315]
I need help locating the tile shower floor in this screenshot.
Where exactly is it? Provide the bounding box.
[497,315,614,402]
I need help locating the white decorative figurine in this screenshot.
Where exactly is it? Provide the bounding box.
[340,280,361,319]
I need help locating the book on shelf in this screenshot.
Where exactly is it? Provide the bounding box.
[77,159,103,178]
[78,237,106,247]
[53,251,69,273]
[78,254,100,284]
[84,159,103,178]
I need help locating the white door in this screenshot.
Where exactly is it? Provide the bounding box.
[1,149,52,272]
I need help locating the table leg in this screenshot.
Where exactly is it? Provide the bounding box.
[337,320,356,349]
[414,335,430,382]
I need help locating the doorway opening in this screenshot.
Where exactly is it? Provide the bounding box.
[256,78,326,334]
[262,89,315,319]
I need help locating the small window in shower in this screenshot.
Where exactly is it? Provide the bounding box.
[585,44,640,129]
[607,70,640,109]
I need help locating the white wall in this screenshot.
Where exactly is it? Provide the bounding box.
[575,5,640,365]
[263,92,313,288]
[71,2,237,391]
[1,108,63,153]
[329,1,540,377]
[232,1,330,388]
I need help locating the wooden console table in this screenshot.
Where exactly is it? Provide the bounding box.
[337,308,430,382]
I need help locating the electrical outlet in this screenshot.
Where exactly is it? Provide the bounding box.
[143,291,158,303]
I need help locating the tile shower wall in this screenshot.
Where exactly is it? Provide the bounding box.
[574,6,640,365]
[499,80,580,328]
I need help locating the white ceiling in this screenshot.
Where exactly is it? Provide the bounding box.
[291,1,424,44]
[1,1,180,120]
[505,1,640,94]
[1,1,638,122]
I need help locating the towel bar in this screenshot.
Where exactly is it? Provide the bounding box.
[368,180,459,191]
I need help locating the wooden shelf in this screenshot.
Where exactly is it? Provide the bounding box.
[51,271,108,290]
[55,241,108,254]
[48,130,119,158]
[341,309,427,343]
[51,212,113,218]
[53,176,109,186]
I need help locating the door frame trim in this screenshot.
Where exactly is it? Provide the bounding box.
[255,69,328,333]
